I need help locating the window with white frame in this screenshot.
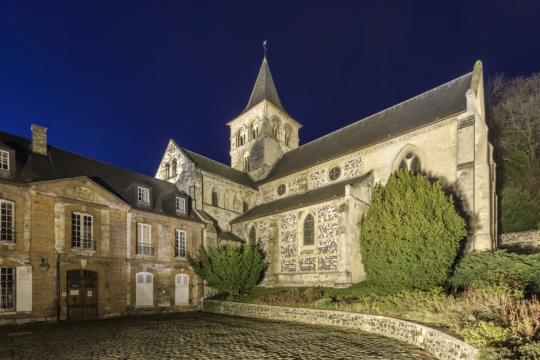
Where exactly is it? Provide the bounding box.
[137,187,150,204]
[137,223,152,255]
[175,229,186,258]
[72,212,93,249]
[176,197,186,214]
[0,267,15,311]
[0,200,15,242]
[0,150,9,171]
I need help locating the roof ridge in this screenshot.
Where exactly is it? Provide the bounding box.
[290,71,473,152]
[0,130,176,188]
[181,146,245,174]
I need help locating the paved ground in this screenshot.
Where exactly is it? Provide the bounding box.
[0,312,434,359]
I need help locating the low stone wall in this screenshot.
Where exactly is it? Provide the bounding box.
[500,230,540,253]
[203,300,478,360]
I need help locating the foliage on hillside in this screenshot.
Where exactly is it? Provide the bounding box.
[359,170,466,291]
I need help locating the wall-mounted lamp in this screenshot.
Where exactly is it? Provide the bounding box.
[39,257,50,273]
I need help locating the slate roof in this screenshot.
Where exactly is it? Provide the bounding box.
[181,148,257,189]
[231,173,372,224]
[0,130,202,222]
[262,72,473,183]
[243,56,284,113]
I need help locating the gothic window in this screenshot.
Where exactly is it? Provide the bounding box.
[250,122,258,140]
[233,195,241,212]
[243,201,249,213]
[211,188,219,207]
[277,184,286,196]
[237,128,246,147]
[0,151,9,171]
[171,159,177,176]
[249,226,256,245]
[175,229,187,258]
[164,163,170,179]
[398,152,422,173]
[303,214,315,246]
[72,212,94,249]
[244,156,250,171]
[284,124,292,146]
[0,267,15,311]
[272,117,281,140]
[0,200,14,242]
[328,166,341,181]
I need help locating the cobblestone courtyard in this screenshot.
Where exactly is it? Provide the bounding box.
[0,312,434,359]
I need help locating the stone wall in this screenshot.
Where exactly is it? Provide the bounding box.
[203,300,479,360]
[500,230,540,253]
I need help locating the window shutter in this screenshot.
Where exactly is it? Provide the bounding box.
[16,266,32,312]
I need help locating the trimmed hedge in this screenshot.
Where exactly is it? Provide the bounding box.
[189,244,267,297]
[449,250,540,295]
[360,170,466,291]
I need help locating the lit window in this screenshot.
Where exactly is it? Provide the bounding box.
[137,223,152,255]
[176,197,186,214]
[175,230,187,258]
[0,151,9,171]
[328,166,341,181]
[277,184,286,196]
[0,200,14,242]
[138,187,150,204]
[72,212,93,249]
[0,267,15,311]
[303,214,315,246]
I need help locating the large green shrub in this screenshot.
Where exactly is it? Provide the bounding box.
[188,244,267,298]
[360,170,466,291]
[500,186,540,233]
[449,251,540,295]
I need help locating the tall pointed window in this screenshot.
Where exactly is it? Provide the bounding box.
[303,214,315,246]
[171,159,177,176]
[233,195,241,213]
[164,163,170,179]
[211,189,219,207]
[249,226,256,245]
[399,152,422,173]
[244,156,250,172]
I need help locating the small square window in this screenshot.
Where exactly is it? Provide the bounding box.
[0,151,9,171]
[176,197,186,214]
[138,187,150,204]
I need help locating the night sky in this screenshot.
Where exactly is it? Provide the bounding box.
[1,1,539,176]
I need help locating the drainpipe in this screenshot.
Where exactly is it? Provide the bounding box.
[56,250,61,322]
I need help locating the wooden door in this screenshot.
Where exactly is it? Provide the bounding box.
[67,270,98,320]
[175,274,189,305]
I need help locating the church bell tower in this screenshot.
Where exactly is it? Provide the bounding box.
[228,51,302,181]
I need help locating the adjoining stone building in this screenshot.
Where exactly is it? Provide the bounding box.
[156,57,497,287]
[0,126,205,324]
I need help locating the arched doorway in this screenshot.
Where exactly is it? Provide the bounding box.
[67,269,98,320]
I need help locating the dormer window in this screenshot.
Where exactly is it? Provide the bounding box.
[176,197,186,214]
[0,150,9,171]
[138,187,150,204]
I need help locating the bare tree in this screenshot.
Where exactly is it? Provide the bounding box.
[488,73,540,200]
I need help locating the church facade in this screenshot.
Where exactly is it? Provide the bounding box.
[156,57,497,287]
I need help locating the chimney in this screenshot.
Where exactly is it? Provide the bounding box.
[31,124,48,156]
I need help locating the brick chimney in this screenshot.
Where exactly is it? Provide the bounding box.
[31,124,48,156]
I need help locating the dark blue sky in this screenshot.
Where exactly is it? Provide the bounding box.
[1,1,539,176]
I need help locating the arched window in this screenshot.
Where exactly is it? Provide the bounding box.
[399,152,422,173]
[272,117,281,140]
[171,159,177,176]
[233,195,241,212]
[303,214,315,246]
[249,226,256,245]
[283,124,292,146]
[237,128,246,147]
[244,155,250,172]
[242,201,249,213]
[164,163,170,179]
[250,122,258,140]
[211,188,219,207]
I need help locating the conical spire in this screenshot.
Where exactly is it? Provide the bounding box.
[244,56,284,112]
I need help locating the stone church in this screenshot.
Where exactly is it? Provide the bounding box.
[156,56,497,287]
